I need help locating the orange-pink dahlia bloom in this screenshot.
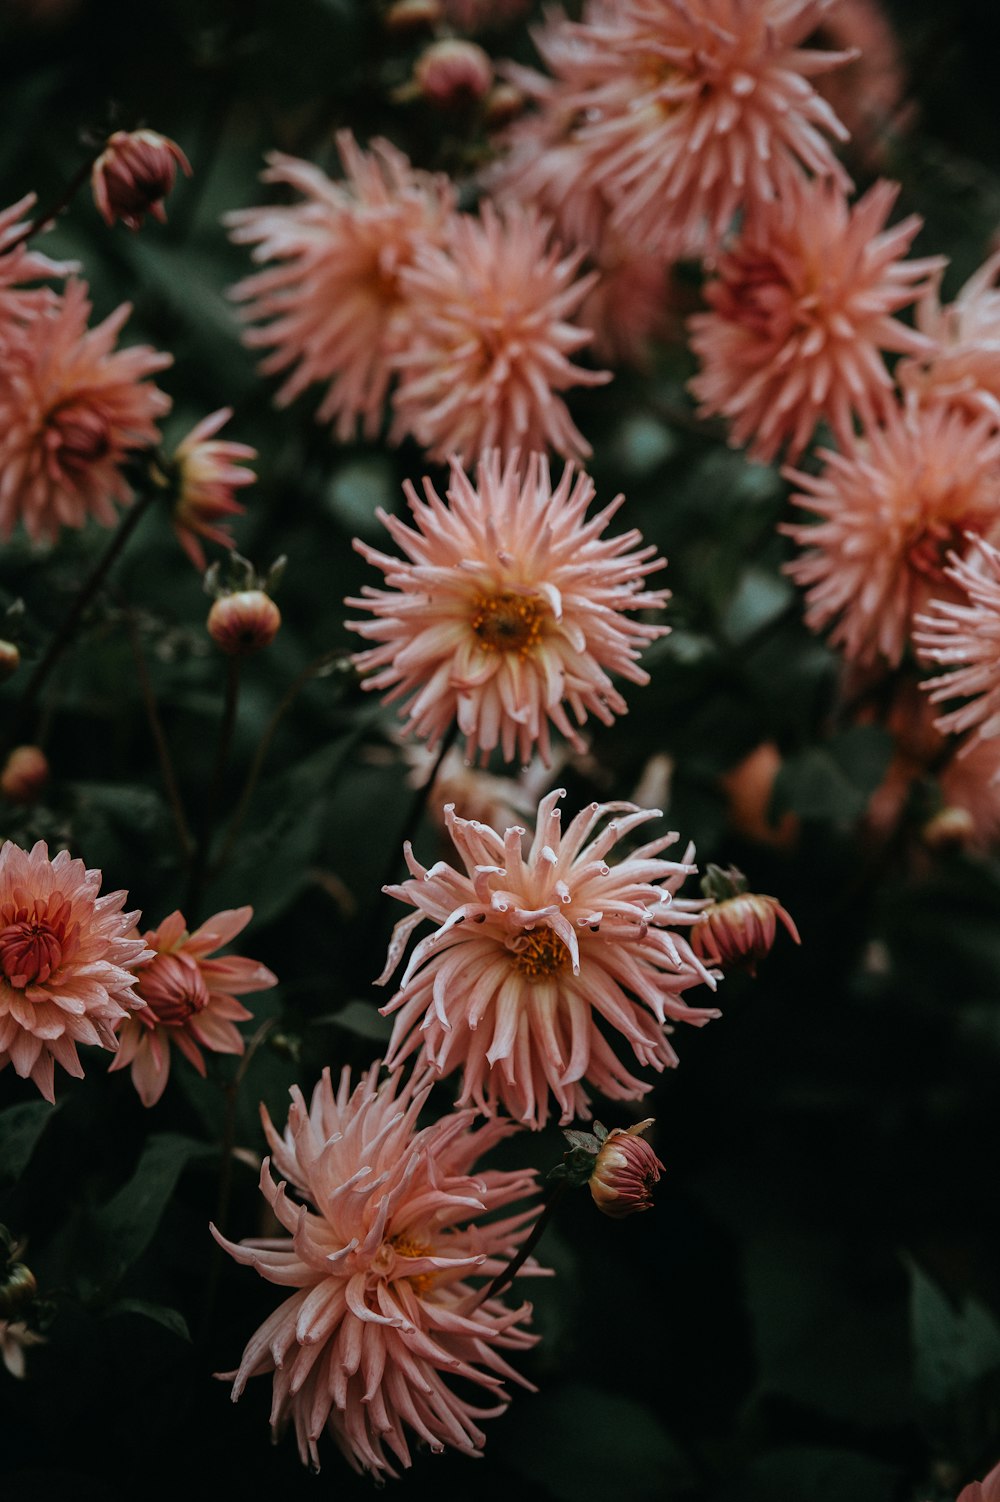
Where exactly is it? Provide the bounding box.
[0,193,73,340]
[347,451,669,765]
[689,176,943,463]
[378,790,720,1130]
[783,402,1000,667]
[389,202,609,462]
[227,135,456,442]
[503,0,854,259]
[0,278,171,542]
[167,407,255,569]
[214,1061,542,1475]
[915,533,1000,750]
[109,906,276,1108]
[0,839,151,1102]
[900,250,1000,421]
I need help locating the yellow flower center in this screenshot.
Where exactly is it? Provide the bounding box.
[390,1233,435,1297]
[511,926,569,980]
[471,591,545,655]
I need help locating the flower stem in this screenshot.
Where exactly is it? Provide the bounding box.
[381,722,460,892]
[186,656,241,918]
[5,148,104,254]
[473,1178,569,1309]
[3,490,156,754]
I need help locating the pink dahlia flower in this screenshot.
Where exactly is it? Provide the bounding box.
[914,533,1000,749]
[166,407,256,570]
[503,0,854,259]
[783,402,1000,667]
[227,135,456,442]
[900,250,1000,420]
[0,840,151,1102]
[109,906,276,1108]
[0,278,171,543]
[378,790,720,1130]
[689,176,943,463]
[346,451,669,765]
[389,202,609,462]
[0,193,73,340]
[213,1061,542,1475]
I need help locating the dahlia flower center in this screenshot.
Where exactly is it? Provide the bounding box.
[471,591,546,655]
[907,516,967,581]
[510,925,569,980]
[0,918,65,988]
[370,1233,436,1297]
[46,399,113,473]
[139,950,210,1025]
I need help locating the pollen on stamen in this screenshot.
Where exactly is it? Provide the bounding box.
[511,926,569,980]
[471,590,547,655]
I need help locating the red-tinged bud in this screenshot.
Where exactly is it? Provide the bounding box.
[1,746,49,805]
[385,0,444,32]
[207,590,281,656]
[922,805,976,851]
[588,1120,663,1219]
[91,129,191,231]
[0,641,20,682]
[415,39,493,108]
[692,864,800,976]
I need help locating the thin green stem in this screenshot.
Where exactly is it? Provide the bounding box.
[4,149,104,254]
[468,1179,569,1312]
[3,490,157,755]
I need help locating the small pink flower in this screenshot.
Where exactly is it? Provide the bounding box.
[689,176,944,463]
[915,533,1000,750]
[0,278,171,543]
[213,1061,542,1474]
[389,202,610,463]
[110,907,276,1108]
[588,1119,663,1218]
[91,129,191,231]
[167,408,255,570]
[378,789,719,1130]
[227,135,456,442]
[0,840,151,1102]
[498,0,854,260]
[346,451,669,765]
[900,250,1000,421]
[783,402,1000,667]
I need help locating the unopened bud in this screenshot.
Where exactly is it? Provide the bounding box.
[922,805,976,851]
[0,640,20,682]
[1,746,49,805]
[589,1120,663,1219]
[385,0,444,32]
[207,590,281,656]
[415,39,493,108]
[91,129,191,231]
[692,864,800,976]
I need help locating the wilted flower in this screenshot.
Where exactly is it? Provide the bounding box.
[214,1062,542,1475]
[0,1318,45,1379]
[900,250,1000,419]
[689,176,943,463]
[414,39,493,107]
[378,790,720,1130]
[0,746,49,805]
[498,0,854,260]
[390,202,610,463]
[207,589,281,656]
[915,532,1000,750]
[0,840,151,1102]
[110,907,275,1108]
[587,1119,663,1218]
[347,451,669,765]
[0,278,171,543]
[227,135,456,442]
[783,401,1000,667]
[691,865,800,975]
[91,129,191,231]
[163,408,255,570]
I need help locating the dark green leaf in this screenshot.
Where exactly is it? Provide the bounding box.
[0,1100,57,1186]
[106,1299,191,1342]
[908,1259,1000,1407]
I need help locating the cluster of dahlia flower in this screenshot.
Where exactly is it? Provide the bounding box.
[228,132,609,461]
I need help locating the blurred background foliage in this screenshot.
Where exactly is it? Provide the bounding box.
[2,0,1000,1498]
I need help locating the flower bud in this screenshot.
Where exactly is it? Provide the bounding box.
[91,129,191,231]
[588,1120,664,1219]
[415,39,493,108]
[0,640,20,682]
[207,590,281,656]
[1,746,49,805]
[692,864,800,976]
